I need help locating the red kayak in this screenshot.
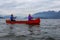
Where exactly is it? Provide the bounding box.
[6,18,40,25]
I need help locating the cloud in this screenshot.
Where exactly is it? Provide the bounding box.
[0,0,60,16]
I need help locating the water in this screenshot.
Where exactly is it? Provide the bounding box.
[0,19,60,40]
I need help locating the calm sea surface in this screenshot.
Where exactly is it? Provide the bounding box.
[0,19,60,40]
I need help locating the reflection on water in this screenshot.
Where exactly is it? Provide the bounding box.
[8,24,40,35]
[28,25,40,35]
[6,24,41,40]
[8,24,15,35]
[0,19,60,40]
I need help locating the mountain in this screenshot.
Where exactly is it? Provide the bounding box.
[0,11,60,19]
[0,17,4,19]
[3,15,10,19]
[32,11,60,19]
[3,15,24,19]
[0,15,4,19]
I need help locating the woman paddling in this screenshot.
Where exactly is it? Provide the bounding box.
[28,14,33,21]
[10,14,16,21]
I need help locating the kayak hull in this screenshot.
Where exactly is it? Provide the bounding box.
[6,18,40,25]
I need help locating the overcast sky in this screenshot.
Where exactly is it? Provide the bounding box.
[0,0,60,17]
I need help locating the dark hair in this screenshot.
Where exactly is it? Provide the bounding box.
[11,14,13,16]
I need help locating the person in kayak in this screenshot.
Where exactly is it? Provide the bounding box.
[28,14,33,21]
[10,14,16,21]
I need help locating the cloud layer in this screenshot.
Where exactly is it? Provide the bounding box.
[0,0,60,16]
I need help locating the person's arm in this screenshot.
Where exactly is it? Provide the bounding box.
[13,16,17,19]
[15,17,17,19]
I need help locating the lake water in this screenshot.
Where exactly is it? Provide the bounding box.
[0,19,60,40]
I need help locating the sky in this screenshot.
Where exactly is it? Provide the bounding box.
[0,0,60,17]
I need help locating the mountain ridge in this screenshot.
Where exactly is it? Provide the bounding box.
[32,11,60,19]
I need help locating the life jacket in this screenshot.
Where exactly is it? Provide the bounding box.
[10,15,14,21]
[28,15,32,20]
